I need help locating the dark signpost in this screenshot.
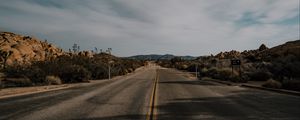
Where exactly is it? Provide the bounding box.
[231,59,241,79]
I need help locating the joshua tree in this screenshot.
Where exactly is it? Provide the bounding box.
[72,43,79,53]
[94,47,98,53]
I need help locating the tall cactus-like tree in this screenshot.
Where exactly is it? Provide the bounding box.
[0,50,13,69]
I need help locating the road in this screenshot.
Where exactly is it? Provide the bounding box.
[0,66,157,120]
[156,68,300,120]
[0,66,299,120]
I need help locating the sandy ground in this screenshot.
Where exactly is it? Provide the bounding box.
[0,84,70,98]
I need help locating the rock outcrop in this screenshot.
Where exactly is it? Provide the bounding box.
[0,32,64,66]
[258,44,268,51]
[215,50,241,59]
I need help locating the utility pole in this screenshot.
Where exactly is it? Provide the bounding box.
[107,48,112,80]
[195,63,198,79]
[109,64,111,80]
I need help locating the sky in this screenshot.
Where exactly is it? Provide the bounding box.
[0,0,299,57]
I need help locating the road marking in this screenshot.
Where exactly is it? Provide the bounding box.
[146,69,159,120]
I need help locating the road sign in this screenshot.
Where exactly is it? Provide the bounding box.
[231,59,241,65]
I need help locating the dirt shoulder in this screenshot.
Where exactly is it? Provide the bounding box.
[0,84,70,99]
[0,65,148,99]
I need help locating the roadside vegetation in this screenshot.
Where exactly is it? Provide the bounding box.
[1,53,144,87]
[157,40,300,91]
[0,31,145,88]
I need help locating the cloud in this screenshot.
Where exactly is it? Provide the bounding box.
[0,0,299,56]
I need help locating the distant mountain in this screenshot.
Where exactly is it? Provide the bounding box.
[127,54,196,60]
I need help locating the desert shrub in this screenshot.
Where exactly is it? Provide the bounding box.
[45,75,62,85]
[199,67,246,82]
[208,67,233,80]
[4,65,46,85]
[268,55,300,80]
[4,65,28,78]
[186,64,197,72]
[248,70,272,81]
[262,79,282,89]
[25,67,47,85]
[230,75,248,83]
[171,57,183,64]
[58,65,91,83]
[2,54,144,87]
[6,78,32,87]
[207,67,218,77]
[241,73,250,81]
[281,79,300,91]
[245,54,260,62]
[199,67,209,77]
[88,64,107,79]
[215,68,232,80]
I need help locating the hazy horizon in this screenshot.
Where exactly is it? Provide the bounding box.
[0,0,299,57]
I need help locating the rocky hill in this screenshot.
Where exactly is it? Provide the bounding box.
[0,32,64,66]
[157,39,300,91]
[213,40,300,62]
[0,31,145,87]
[260,40,300,59]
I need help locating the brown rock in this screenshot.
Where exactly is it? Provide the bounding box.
[0,32,64,66]
[258,44,268,51]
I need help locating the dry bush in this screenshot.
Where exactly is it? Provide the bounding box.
[208,67,233,80]
[6,77,32,87]
[2,54,144,87]
[248,70,272,81]
[58,64,91,83]
[262,79,282,89]
[282,79,300,91]
[216,68,233,80]
[25,67,47,85]
[4,65,46,86]
[88,64,108,79]
[199,67,247,82]
[46,76,62,85]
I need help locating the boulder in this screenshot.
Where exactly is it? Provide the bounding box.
[0,32,64,66]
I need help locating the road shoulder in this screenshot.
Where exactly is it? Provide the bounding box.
[0,66,148,99]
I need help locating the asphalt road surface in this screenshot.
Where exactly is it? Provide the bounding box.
[0,66,157,120]
[0,66,299,120]
[156,68,300,120]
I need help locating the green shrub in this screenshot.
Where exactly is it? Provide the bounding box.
[2,54,144,87]
[199,67,209,77]
[26,67,47,85]
[262,79,282,89]
[58,65,91,83]
[216,68,232,80]
[199,67,247,82]
[46,76,62,85]
[4,65,46,85]
[4,65,28,78]
[207,67,218,77]
[209,67,235,80]
[6,78,32,87]
[282,79,300,91]
[248,70,272,81]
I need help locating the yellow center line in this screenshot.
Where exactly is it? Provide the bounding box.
[146,69,159,120]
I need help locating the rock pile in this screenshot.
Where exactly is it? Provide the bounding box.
[0,32,64,66]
